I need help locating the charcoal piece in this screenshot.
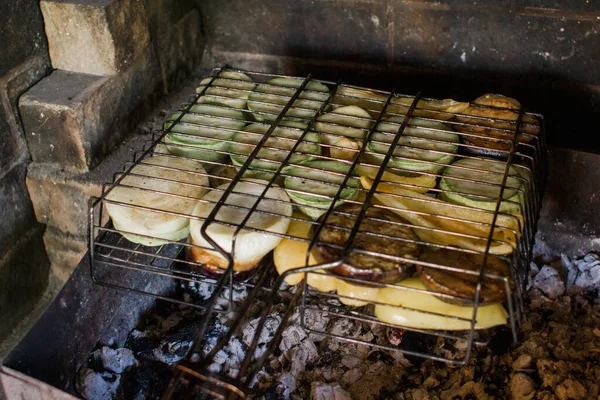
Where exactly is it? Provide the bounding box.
[75,367,120,400]
[118,361,173,400]
[90,347,137,374]
[125,317,202,365]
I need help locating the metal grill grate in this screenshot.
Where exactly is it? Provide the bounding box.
[88,66,546,398]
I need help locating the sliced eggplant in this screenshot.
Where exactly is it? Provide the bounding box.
[196,71,256,109]
[418,248,513,305]
[164,104,247,162]
[229,121,321,175]
[247,78,329,121]
[455,94,540,152]
[311,203,420,284]
[438,157,523,214]
[283,159,360,219]
[366,116,458,174]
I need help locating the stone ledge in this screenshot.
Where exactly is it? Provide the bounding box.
[26,130,152,239]
[0,55,50,175]
[43,228,87,284]
[20,48,162,172]
[40,0,150,76]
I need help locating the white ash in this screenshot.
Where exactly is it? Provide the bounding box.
[91,347,137,374]
[311,382,352,400]
[75,368,120,400]
[532,252,600,297]
[533,265,565,299]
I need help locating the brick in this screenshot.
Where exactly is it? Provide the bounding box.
[20,49,162,171]
[27,164,102,238]
[0,224,50,340]
[43,227,87,283]
[40,0,150,76]
[0,0,49,78]
[26,130,151,238]
[0,164,39,257]
[0,55,50,173]
[20,71,109,171]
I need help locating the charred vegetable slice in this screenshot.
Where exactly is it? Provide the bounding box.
[418,248,513,305]
[312,203,420,284]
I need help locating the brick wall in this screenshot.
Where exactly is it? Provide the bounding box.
[0,0,206,344]
[0,0,53,340]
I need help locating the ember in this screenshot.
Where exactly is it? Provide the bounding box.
[75,253,600,399]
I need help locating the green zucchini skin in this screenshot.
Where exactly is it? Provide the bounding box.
[229,122,320,171]
[366,116,458,174]
[196,71,256,109]
[164,104,246,162]
[438,158,524,214]
[247,78,330,122]
[283,160,359,219]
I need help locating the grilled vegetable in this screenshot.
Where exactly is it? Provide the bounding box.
[455,94,540,152]
[439,158,523,214]
[314,105,372,146]
[229,122,321,176]
[105,156,209,246]
[283,160,360,219]
[164,104,246,162]
[363,181,520,255]
[188,180,292,273]
[247,78,329,121]
[375,278,508,330]
[418,248,513,305]
[312,203,420,284]
[196,71,256,109]
[332,87,469,120]
[366,116,458,174]
[356,164,437,194]
[273,212,379,306]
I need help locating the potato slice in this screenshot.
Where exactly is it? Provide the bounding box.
[375,278,508,330]
[357,165,437,194]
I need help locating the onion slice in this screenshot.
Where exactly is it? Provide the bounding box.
[189,180,292,271]
[105,155,209,246]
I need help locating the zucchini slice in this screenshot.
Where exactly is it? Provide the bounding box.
[283,160,359,219]
[439,158,523,214]
[313,105,373,146]
[164,104,246,162]
[366,116,458,173]
[196,71,256,109]
[247,78,329,121]
[229,122,321,173]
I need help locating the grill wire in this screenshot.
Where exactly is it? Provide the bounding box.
[88,66,547,399]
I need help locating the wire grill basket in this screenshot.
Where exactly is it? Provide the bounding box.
[88,66,547,397]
